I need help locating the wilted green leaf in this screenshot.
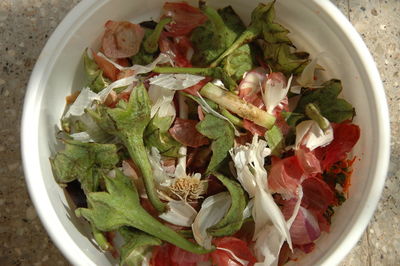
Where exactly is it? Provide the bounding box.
[89,83,166,212]
[75,170,210,254]
[50,140,119,193]
[294,79,355,123]
[144,115,181,158]
[196,114,234,173]
[207,173,246,237]
[83,49,110,93]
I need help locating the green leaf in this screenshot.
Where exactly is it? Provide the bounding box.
[239,1,310,75]
[144,115,181,158]
[131,29,157,65]
[294,79,355,123]
[265,125,284,156]
[191,5,255,81]
[196,114,234,173]
[191,6,233,66]
[296,79,342,111]
[50,140,119,194]
[218,6,256,81]
[210,2,275,67]
[207,173,246,237]
[261,5,291,44]
[89,83,166,212]
[222,45,255,82]
[83,49,110,93]
[321,99,355,123]
[262,42,310,75]
[75,170,211,254]
[119,228,162,266]
[281,111,305,127]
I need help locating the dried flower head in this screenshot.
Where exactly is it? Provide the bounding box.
[169,174,207,201]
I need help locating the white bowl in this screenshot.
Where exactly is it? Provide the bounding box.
[21,0,390,265]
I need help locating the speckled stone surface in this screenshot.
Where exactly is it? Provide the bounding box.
[0,0,398,265]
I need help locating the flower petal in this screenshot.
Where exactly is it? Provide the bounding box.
[159,200,198,227]
[192,192,232,249]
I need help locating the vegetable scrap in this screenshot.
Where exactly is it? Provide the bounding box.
[52,1,361,265]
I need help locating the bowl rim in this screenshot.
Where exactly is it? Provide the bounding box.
[21,0,390,265]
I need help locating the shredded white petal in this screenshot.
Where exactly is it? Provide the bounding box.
[97,53,172,101]
[148,147,174,187]
[97,52,172,72]
[65,87,101,117]
[295,120,333,150]
[297,56,319,87]
[263,75,293,114]
[230,135,293,263]
[69,131,93,142]
[289,85,302,94]
[98,75,138,102]
[149,74,205,91]
[211,79,225,88]
[175,93,189,175]
[148,84,176,118]
[254,186,303,266]
[159,200,198,227]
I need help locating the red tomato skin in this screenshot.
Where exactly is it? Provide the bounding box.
[168,118,210,148]
[301,177,334,215]
[162,2,208,37]
[150,244,209,266]
[211,237,257,266]
[320,122,360,170]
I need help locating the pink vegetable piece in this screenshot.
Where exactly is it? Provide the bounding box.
[102,20,144,58]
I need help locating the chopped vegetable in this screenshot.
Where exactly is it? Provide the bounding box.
[200,82,276,129]
[51,2,361,264]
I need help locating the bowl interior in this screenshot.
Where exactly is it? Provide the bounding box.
[23,0,389,265]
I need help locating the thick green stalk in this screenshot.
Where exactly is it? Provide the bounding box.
[76,171,212,254]
[125,135,165,211]
[153,66,215,76]
[200,82,275,129]
[106,83,166,212]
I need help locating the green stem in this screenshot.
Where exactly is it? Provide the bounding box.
[92,225,112,251]
[126,135,166,213]
[153,66,215,76]
[143,17,172,54]
[305,103,330,131]
[220,108,243,127]
[210,27,259,68]
[200,82,275,129]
